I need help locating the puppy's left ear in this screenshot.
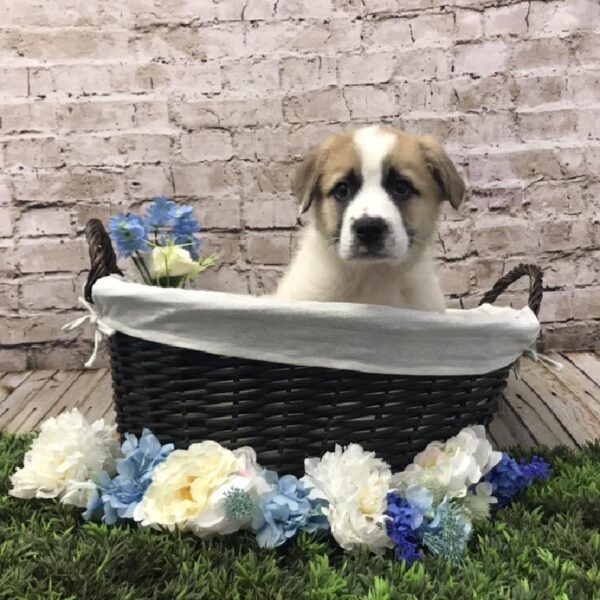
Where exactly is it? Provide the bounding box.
[293,149,321,220]
[420,136,465,209]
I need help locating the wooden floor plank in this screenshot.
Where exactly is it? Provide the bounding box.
[562,352,600,390]
[0,371,32,404]
[79,371,114,423]
[520,361,600,446]
[493,397,537,449]
[489,411,531,451]
[540,354,600,427]
[7,370,83,434]
[103,406,116,428]
[42,368,108,422]
[0,371,57,431]
[503,373,577,449]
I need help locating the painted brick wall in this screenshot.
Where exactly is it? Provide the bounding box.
[1,0,599,369]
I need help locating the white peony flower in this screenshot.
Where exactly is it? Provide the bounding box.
[302,444,393,553]
[9,409,119,501]
[135,442,273,536]
[149,245,200,279]
[392,426,501,499]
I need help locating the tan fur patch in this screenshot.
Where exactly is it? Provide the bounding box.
[311,133,360,239]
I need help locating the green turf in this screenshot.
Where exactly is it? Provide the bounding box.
[1,434,599,600]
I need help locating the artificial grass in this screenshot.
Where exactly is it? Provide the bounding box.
[1,434,599,600]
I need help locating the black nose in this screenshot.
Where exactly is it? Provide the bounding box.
[353,217,388,245]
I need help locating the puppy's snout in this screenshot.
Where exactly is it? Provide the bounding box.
[353,217,388,245]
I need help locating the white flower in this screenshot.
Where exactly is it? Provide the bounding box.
[135,442,272,536]
[302,444,393,553]
[187,470,273,537]
[9,409,119,501]
[149,245,200,279]
[459,481,498,522]
[392,426,501,499]
[61,480,100,509]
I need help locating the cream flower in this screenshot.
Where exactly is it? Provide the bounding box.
[135,441,271,536]
[392,426,501,499]
[302,444,393,553]
[149,245,200,279]
[9,409,119,501]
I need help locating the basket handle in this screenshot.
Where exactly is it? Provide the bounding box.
[84,218,123,303]
[479,263,543,316]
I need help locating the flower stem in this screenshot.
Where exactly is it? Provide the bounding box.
[131,255,151,284]
[134,251,154,285]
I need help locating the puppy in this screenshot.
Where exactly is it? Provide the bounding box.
[275,126,465,312]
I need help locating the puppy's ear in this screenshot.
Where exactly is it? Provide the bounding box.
[420,136,465,209]
[293,149,321,220]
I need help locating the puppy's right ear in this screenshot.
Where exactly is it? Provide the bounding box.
[293,150,321,221]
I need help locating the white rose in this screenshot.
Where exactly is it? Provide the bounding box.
[188,469,274,537]
[302,444,392,553]
[150,245,200,279]
[9,409,119,501]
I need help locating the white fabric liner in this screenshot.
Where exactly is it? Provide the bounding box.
[91,275,540,376]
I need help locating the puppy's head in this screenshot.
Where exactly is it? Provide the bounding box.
[294,126,464,263]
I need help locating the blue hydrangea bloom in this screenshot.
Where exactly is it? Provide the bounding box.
[385,492,424,564]
[252,473,329,548]
[144,196,177,230]
[83,429,174,524]
[483,453,552,508]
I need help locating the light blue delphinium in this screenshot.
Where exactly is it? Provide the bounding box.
[252,473,329,548]
[83,429,174,524]
[144,196,177,231]
[172,205,202,258]
[109,214,149,258]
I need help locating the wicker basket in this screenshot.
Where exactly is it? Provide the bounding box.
[84,219,543,474]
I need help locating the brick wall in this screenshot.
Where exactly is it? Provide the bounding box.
[1,0,599,370]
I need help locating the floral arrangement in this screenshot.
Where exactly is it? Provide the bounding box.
[109,196,215,288]
[10,411,551,564]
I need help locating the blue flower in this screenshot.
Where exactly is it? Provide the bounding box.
[386,491,425,564]
[421,501,473,565]
[252,473,329,548]
[173,206,201,235]
[172,233,202,259]
[483,453,552,508]
[170,205,202,259]
[83,429,174,524]
[522,456,552,481]
[109,214,149,258]
[144,196,177,230]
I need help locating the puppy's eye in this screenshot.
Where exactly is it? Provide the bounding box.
[332,181,351,201]
[392,179,412,199]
